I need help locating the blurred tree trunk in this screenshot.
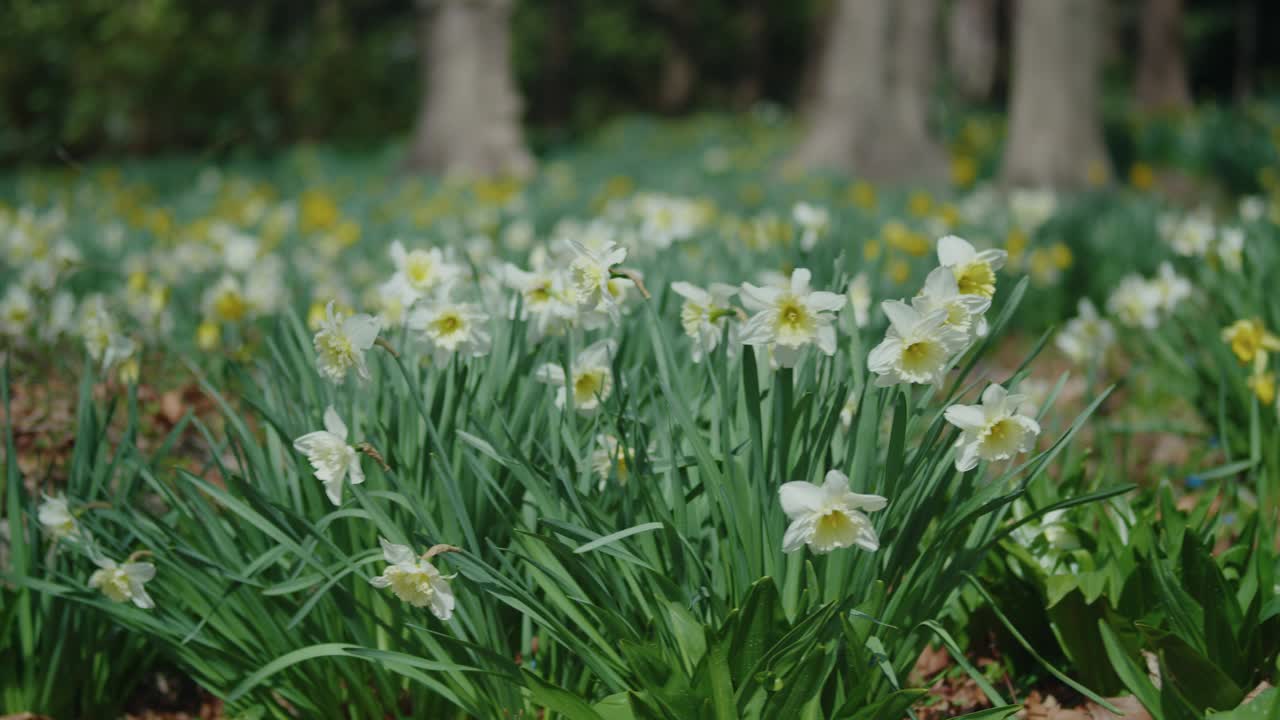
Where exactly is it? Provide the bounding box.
[947,0,997,103]
[1136,0,1191,111]
[654,0,698,112]
[1233,0,1256,102]
[404,0,534,178]
[789,0,947,184]
[1001,0,1110,189]
[733,0,766,109]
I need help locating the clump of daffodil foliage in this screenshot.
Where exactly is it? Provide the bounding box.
[3,115,1278,718]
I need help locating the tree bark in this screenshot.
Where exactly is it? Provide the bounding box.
[1000,0,1111,190]
[1136,0,1191,112]
[789,0,947,184]
[404,0,534,179]
[947,0,998,102]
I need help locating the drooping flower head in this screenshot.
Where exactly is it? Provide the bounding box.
[943,384,1041,472]
[567,239,627,313]
[779,470,886,554]
[313,301,380,384]
[38,493,80,539]
[1055,298,1115,365]
[293,406,365,506]
[670,281,738,362]
[89,555,156,609]
[369,538,455,620]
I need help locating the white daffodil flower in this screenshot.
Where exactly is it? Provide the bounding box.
[739,268,845,368]
[369,538,455,620]
[409,300,492,364]
[568,239,627,313]
[390,240,457,299]
[913,266,992,338]
[313,301,380,384]
[89,556,156,609]
[293,406,365,506]
[670,281,738,362]
[1160,212,1214,257]
[0,285,34,339]
[590,433,651,489]
[867,301,969,387]
[1149,261,1191,314]
[1055,298,1115,365]
[936,235,1007,298]
[1107,274,1162,329]
[1217,227,1244,272]
[38,493,79,539]
[501,251,578,342]
[779,470,886,554]
[847,273,872,328]
[944,384,1041,472]
[792,202,830,252]
[535,339,617,413]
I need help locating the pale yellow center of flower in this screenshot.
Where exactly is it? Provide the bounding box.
[570,259,604,301]
[405,252,435,288]
[315,329,356,371]
[980,417,1024,456]
[573,369,606,405]
[901,340,944,374]
[528,284,552,305]
[774,297,814,346]
[384,565,437,607]
[432,312,463,338]
[954,261,996,297]
[213,289,248,322]
[92,568,132,603]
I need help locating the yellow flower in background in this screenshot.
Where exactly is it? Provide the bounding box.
[1129,163,1155,191]
[117,357,141,385]
[1005,228,1028,267]
[1222,318,1280,365]
[937,204,960,230]
[300,190,340,233]
[196,321,220,351]
[863,240,882,261]
[1249,368,1276,405]
[951,155,977,188]
[908,191,933,218]
[334,219,361,248]
[889,259,910,285]
[849,181,876,210]
[1049,242,1073,270]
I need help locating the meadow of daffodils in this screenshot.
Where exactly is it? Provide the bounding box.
[2,117,1279,718]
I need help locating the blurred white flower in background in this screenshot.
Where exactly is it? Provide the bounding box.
[670,281,738,362]
[792,202,830,252]
[409,299,492,364]
[1055,298,1115,365]
[536,339,617,413]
